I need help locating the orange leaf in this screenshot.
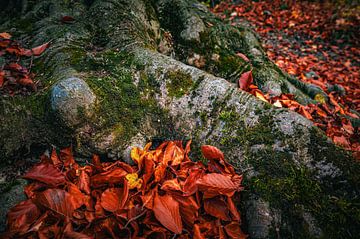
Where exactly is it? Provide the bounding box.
[161,178,182,192]
[196,173,241,198]
[201,145,224,160]
[100,188,123,212]
[153,193,183,234]
[154,163,167,183]
[0,32,11,39]
[183,168,204,196]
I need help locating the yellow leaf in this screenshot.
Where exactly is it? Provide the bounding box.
[314,93,326,104]
[126,173,143,189]
[255,91,269,103]
[144,142,152,151]
[130,147,142,164]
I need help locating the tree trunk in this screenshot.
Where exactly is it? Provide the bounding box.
[0,0,359,238]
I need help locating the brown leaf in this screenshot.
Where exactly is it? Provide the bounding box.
[224,222,247,239]
[6,199,41,234]
[23,163,65,186]
[34,188,80,217]
[153,193,183,234]
[204,197,231,221]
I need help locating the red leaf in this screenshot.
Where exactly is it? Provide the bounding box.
[238,71,253,91]
[173,195,200,227]
[236,52,250,62]
[0,71,5,87]
[7,199,41,234]
[23,163,66,186]
[153,193,183,234]
[100,188,121,212]
[196,173,241,198]
[67,183,86,209]
[183,168,204,196]
[61,16,75,24]
[100,186,128,212]
[17,75,35,90]
[224,222,247,239]
[63,223,92,239]
[193,224,206,239]
[78,169,91,195]
[227,197,241,221]
[60,147,76,167]
[34,188,80,217]
[50,148,62,168]
[91,167,127,187]
[31,42,50,56]
[143,154,155,188]
[204,197,231,221]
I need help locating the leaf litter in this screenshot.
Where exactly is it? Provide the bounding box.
[2,142,246,239]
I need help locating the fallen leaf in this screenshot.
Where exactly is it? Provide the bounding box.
[153,193,183,234]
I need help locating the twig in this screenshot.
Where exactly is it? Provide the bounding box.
[124,210,146,229]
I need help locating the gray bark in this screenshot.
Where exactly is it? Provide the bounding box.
[0,0,359,238]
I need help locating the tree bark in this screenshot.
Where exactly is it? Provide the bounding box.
[0,0,359,238]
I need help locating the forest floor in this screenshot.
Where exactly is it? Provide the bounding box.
[212,0,360,158]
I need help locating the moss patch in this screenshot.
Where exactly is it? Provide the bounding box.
[166,70,193,98]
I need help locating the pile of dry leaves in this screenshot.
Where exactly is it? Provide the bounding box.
[0,32,49,95]
[2,141,246,239]
[213,0,359,158]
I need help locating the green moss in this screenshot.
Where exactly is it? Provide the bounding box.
[83,51,175,148]
[166,70,193,98]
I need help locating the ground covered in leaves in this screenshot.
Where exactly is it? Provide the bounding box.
[213,0,360,158]
[2,142,246,239]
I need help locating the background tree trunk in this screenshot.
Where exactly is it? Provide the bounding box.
[0,0,359,238]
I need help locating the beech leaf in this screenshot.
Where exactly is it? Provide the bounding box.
[23,163,65,186]
[153,193,183,234]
